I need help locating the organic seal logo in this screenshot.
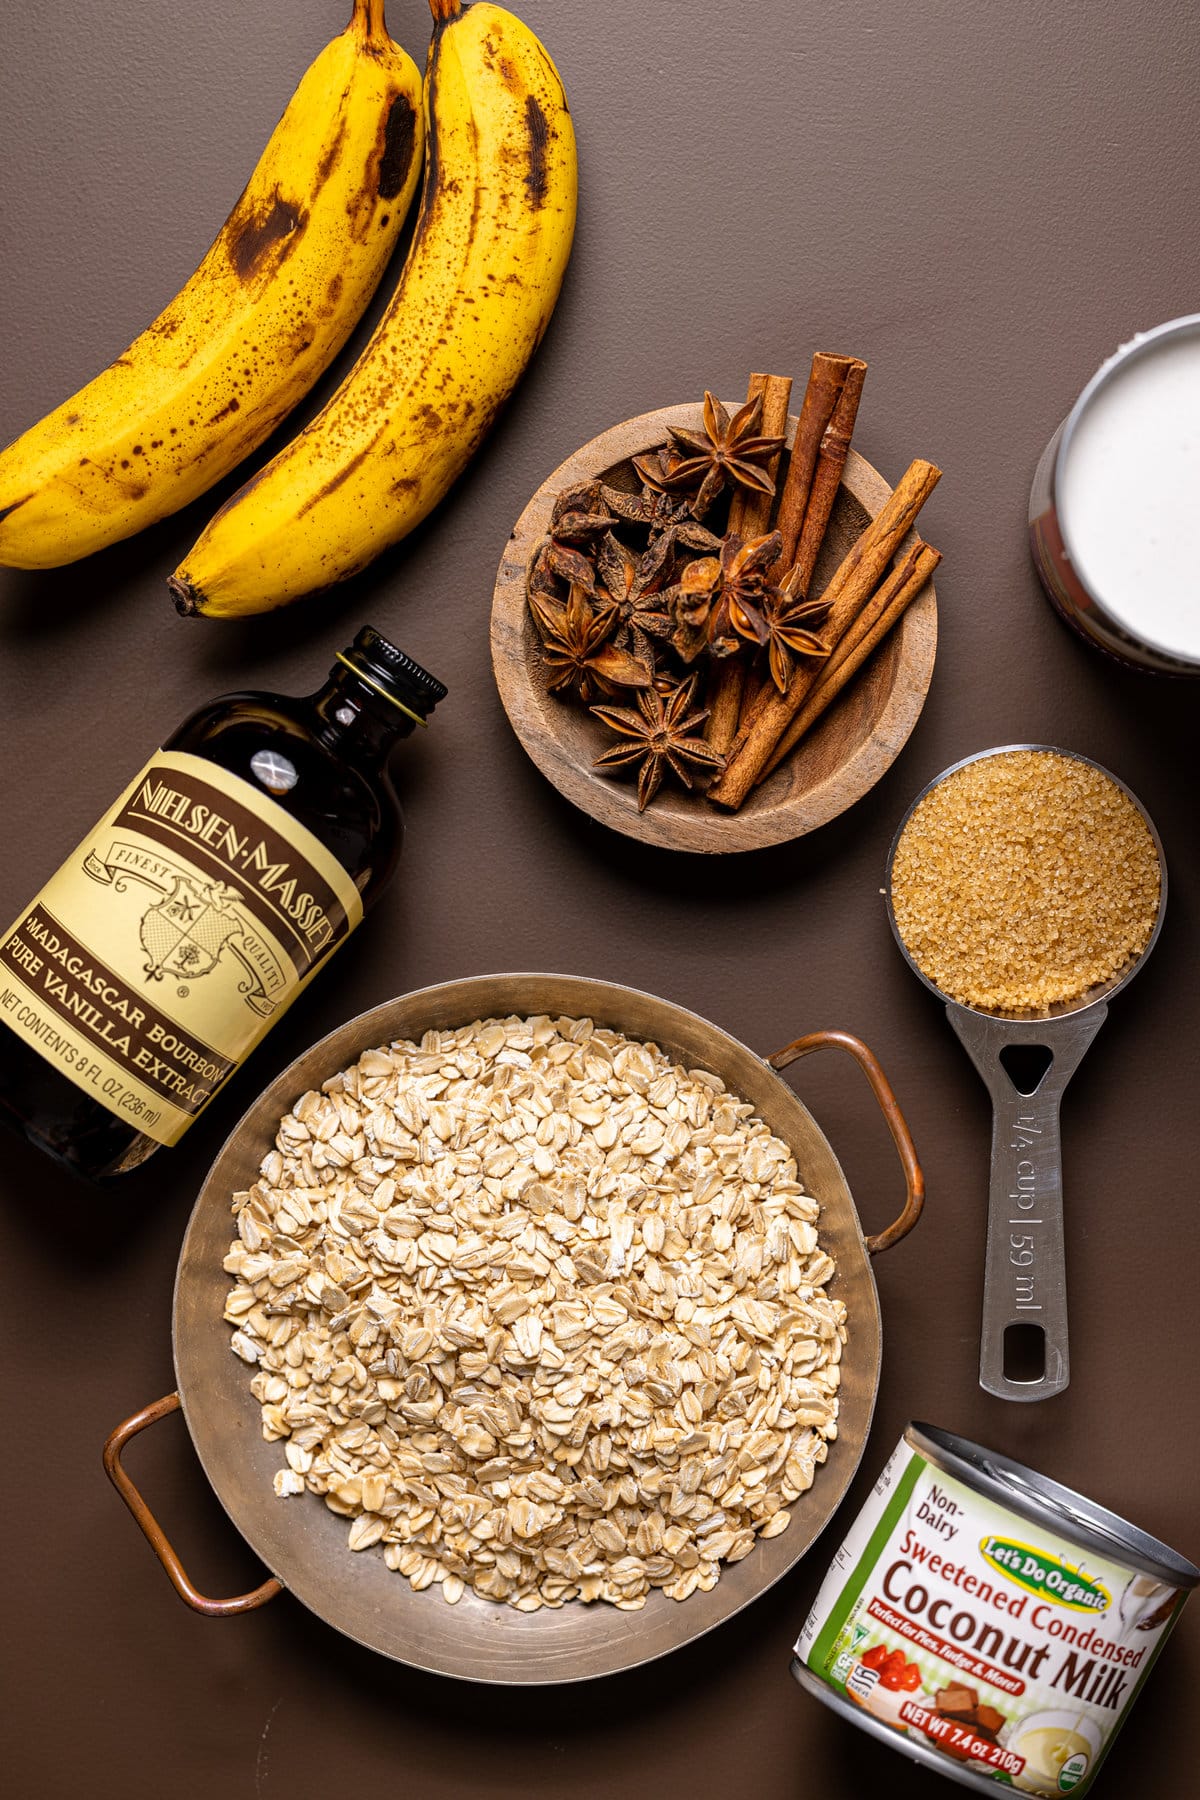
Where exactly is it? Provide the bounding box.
[139,873,243,984]
[980,1536,1112,1613]
[1059,1752,1089,1791]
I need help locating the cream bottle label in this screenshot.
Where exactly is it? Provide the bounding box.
[796,1440,1184,1796]
[0,750,363,1145]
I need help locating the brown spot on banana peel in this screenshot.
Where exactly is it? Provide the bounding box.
[377,93,417,199]
[409,136,481,265]
[406,40,451,257]
[524,94,550,207]
[225,190,305,282]
[313,116,349,196]
[295,424,388,517]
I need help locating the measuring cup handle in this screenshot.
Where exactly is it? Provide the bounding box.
[979,1104,1071,1400]
[948,1004,1108,1403]
[768,1028,924,1253]
[103,1392,283,1616]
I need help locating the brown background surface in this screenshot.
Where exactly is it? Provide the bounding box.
[1,2,1197,1795]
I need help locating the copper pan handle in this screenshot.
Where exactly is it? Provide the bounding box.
[103,1392,283,1616]
[767,1028,924,1254]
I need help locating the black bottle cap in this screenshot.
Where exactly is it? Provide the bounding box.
[335,628,448,725]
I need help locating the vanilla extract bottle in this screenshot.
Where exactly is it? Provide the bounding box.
[0,628,446,1180]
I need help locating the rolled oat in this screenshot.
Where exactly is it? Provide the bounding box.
[222,1014,844,1611]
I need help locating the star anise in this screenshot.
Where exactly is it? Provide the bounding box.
[761,569,834,693]
[630,444,689,495]
[661,391,787,516]
[593,530,674,663]
[599,479,722,551]
[549,480,617,544]
[591,677,725,811]
[528,535,597,598]
[671,530,782,662]
[527,539,565,600]
[530,584,651,704]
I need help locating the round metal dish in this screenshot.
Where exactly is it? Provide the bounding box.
[104,973,923,1683]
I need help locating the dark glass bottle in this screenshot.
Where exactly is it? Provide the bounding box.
[0,627,445,1181]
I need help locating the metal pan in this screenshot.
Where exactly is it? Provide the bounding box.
[104,973,922,1683]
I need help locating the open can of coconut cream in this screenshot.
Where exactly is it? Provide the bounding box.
[1029,314,1200,673]
[792,1424,1198,1794]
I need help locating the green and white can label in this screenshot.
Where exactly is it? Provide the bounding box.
[795,1432,1191,1795]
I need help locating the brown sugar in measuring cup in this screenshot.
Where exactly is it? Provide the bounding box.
[884,746,1166,1402]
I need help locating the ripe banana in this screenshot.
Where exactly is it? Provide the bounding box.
[0,1,423,570]
[169,0,577,619]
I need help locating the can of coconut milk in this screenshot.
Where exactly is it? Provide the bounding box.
[1028,313,1200,674]
[792,1424,1198,1795]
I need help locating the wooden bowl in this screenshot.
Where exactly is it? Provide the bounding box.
[490,403,938,853]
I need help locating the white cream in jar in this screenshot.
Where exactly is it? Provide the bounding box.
[1058,324,1200,662]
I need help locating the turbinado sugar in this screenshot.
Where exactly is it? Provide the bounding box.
[890,750,1160,1013]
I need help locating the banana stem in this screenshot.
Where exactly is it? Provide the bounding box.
[351,0,389,40]
[428,0,464,22]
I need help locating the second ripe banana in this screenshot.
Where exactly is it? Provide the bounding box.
[0,2,423,570]
[170,0,578,619]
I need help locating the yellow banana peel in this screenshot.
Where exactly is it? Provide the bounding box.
[171,0,577,619]
[0,1,423,570]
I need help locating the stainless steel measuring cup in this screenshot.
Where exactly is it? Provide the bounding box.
[884,745,1167,1403]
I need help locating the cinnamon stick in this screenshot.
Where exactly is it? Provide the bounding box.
[793,359,867,595]
[733,355,862,752]
[706,373,792,757]
[769,353,866,584]
[727,372,793,538]
[704,659,746,757]
[707,458,942,809]
[761,541,941,778]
